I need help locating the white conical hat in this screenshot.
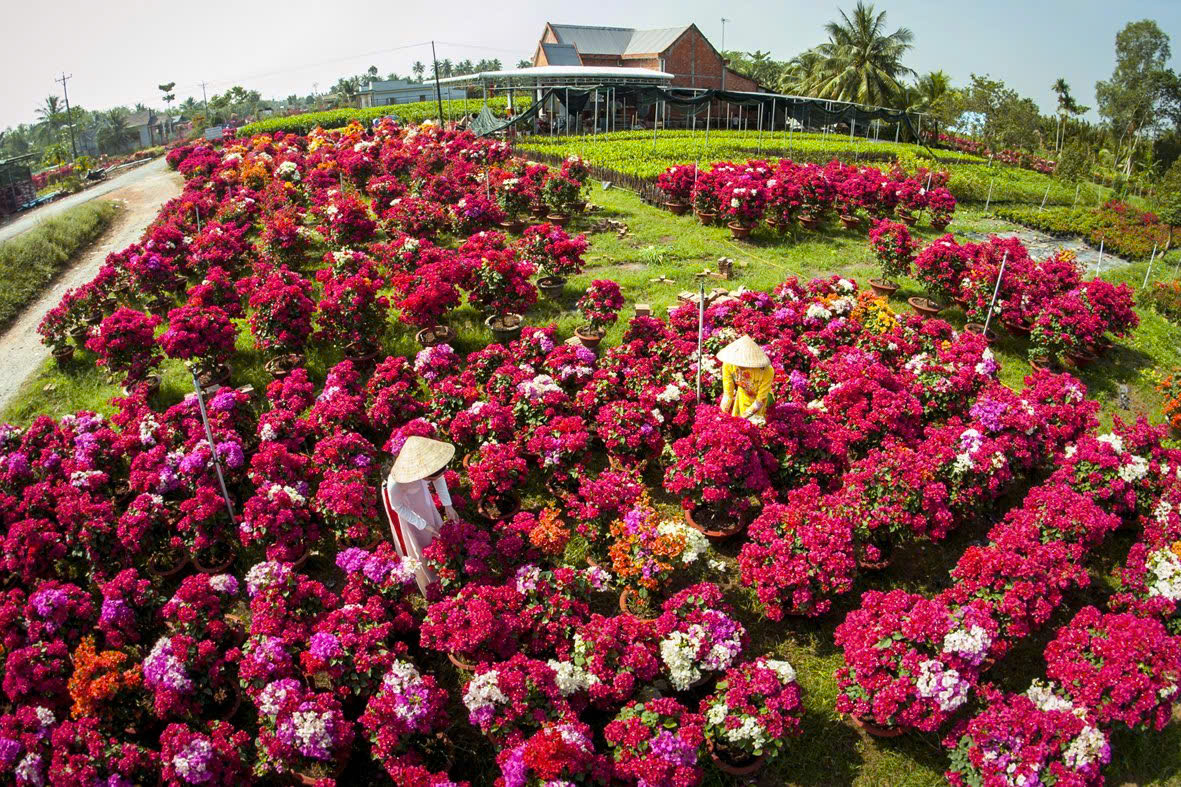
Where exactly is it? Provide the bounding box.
[717,335,770,368]
[391,436,456,483]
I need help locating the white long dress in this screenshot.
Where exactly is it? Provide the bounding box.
[381,474,452,594]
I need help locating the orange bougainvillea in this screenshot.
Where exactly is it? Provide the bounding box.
[528,508,571,557]
[69,636,142,719]
[607,494,687,595]
[1157,372,1181,431]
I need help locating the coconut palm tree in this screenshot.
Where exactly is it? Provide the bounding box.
[784,1,915,108]
[97,109,135,154]
[412,61,426,82]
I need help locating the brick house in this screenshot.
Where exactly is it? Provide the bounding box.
[532,23,761,92]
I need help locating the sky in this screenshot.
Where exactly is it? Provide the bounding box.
[2,0,1179,131]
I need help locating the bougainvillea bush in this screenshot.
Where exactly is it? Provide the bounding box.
[7,117,1171,786]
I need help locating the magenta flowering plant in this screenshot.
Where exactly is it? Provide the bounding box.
[0,705,56,786]
[414,343,461,383]
[23,581,94,647]
[323,191,377,246]
[244,266,316,353]
[467,247,538,319]
[360,659,452,779]
[141,631,240,719]
[186,266,244,318]
[565,613,661,709]
[738,485,858,619]
[315,468,381,545]
[913,234,971,303]
[604,696,705,787]
[158,303,237,371]
[335,544,419,632]
[944,684,1109,787]
[314,266,389,353]
[466,441,528,502]
[47,718,158,787]
[160,721,252,786]
[541,172,582,215]
[391,257,464,330]
[85,307,162,384]
[462,654,572,747]
[239,482,320,562]
[656,164,698,205]
[867,219,918,283]
[576,279,623,335]
[255,678,356,778]
[420,583,527,663]
[299,603,402,700]
[365,356,425,435]
[1044,606,1181,732]
[927,186,956,229]
[177,485,236,556]
[595,400,664,465]
[448,400,516,451]
[834,590,990,732]
[663,405,777,519]
[719,174,768,226]
[515,223,589,280]
[495,719,611,787]
[97,568,163,650]
[245,562,339,645]
[524,415,590,481]
[699,656,804,763]
[654,584,746,691]
[159,573,242,643]
[2,640,71,711]
[420,516,538,596]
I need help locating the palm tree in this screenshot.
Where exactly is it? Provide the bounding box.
[412,61,425,82]
[784,1,915,108]
[516,59,532,69]
[97,108,135,154]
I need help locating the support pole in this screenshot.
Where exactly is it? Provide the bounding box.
[1096,239,1105,275]
[984,179,994,212]
[696,278,705,400]
[1142,244,1159,289]
[1073,183,1080,207]
[593,88,599,136]
[190,370,236,523]
[1039,184,1050,212]
[770,99,776,136]
[195,205,201,233]
[430,41,445,126]
[982,251,1010,336]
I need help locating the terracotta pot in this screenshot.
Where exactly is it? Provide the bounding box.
[1029,357,1053,374]
[343,342,378,368]
[461,451,476,470]
[683,505,746,542]
[291,755,349,786]
[476,494,520,522]
[707,739,766,777]
[765,217,781,231]
[546,213,570,227]
[1066,348,1098,368]
[265,353,302,379]
[896,212,917,226]
[932,219,951,231]
[447,652,478,672]
[69,326,90,345]
[855,536,893,572]
[695,210,716,225]
[727,221,753,240]
[52,346,74,365]
[851,715,904,738]
[963,323,997,344]
[840,214,862,230]
[531,205,547,219]
[210,683,242,721]
[147,550,189,580]
[197,362,232,389]
[1003,319,1032,337]
[538,276,566,299]
[868,278,899,298]
[415,325,455,347]
[485,313,523,343]
[908,296,944,318]
[798,214,822,231]
[665,201,689,216]
[545,475,579,502]
[192,544,234,574]
[498,219,526,234]
[618,587,659,621]
[574,325,604,349]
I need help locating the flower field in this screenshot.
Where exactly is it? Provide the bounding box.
[0,117,1179,786]
[995,201,1174,260]
[237,97,518,137]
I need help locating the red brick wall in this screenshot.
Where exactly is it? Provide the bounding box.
[660,27,760,91]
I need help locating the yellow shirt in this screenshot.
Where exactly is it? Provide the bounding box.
[721,363,774,419]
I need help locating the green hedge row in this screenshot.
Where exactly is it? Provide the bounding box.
[238,97,517,137]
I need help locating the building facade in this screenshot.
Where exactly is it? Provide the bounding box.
[532,23,760,93]
[358,80,467,108]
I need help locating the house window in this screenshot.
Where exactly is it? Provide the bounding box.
[420,95,427,102]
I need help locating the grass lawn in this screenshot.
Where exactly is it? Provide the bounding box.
[4,186,1181,785]
[0,199,120,327]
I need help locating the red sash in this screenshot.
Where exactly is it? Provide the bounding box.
[381,486,410,557]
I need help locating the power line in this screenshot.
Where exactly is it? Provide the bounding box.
[192,41,432,92]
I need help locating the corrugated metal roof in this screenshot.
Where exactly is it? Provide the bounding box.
[541,43,582,66]
[623,27,690,55]
[550,24,633,55]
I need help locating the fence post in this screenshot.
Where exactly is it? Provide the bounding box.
[1142,244,1159,289]
[982,251,1010,336]
[984,179,994,212]
[1096,239,1105,275]
[1038,184,1050,212]
[190,370,236,523]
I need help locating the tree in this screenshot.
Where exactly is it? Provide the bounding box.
[781,1,915,108]
[158,82,176,141]
[954,74,1043,151]
[412,61,425,81]
[516,59,531,70]
[1055,139,1092,183]
[97,108,135,154]
[1158,159,1181,249]
[1051,78,1088,151]
[723,50,788,88]
[1095,20,1180,176]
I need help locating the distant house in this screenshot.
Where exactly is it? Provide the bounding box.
[125,110,166,148]
[532,23,761,92]
[358,79,467,108]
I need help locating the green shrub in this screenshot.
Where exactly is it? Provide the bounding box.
[0,200,120,326]
[238,97,520,137]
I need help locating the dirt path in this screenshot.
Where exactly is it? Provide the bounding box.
[0,159,183,412]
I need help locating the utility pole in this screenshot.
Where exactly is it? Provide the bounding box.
[55,72,78,161]
[431,41,445,126]
[199,81,210,119]
[720,18,730,92]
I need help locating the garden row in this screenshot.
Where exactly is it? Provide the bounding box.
[995,201,1173,260]
[236,97,515,137]
[923,131,1057,174]
[0,116,1170,786]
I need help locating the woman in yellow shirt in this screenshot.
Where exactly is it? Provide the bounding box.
[717,335,774,423]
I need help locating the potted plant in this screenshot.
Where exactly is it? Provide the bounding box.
[867,219,917,298]
[390,255,464,347]
[541,171,582,224]
[496,175,532,231]
[607,496,708,616]
[38,302,76,365]
[255,679,355,782]
[604,697,705,786]
[314,265,389,363]
[663,405,776,540]
[158,302,238,388]
[86,307,162,388]
[516,223,588,299]
[700,657,804,775]
[927,186,957,230]
[655,584,747,690]
[244,265,316,375]
[657,164,697,215]
[691,169,723,224]
[574,279,623,349]
[360,660,453,781]
[912,234,971,315]
[468,248,537,343]
[465,441,528,520]
[721,174,768,240]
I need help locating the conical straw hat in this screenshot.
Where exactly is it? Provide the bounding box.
[717,335,770,368]
[391,436,456,483]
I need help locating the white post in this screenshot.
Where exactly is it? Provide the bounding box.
[982,251,1010,336]
[1096,239,1105,275]
[195,205,201,233]
[1073,183,1080,207]
[1142,243,1159,288]
[984,179,994,212]
[705,101,710,147]
[770,99,776,136]
[190,370,236,522]
[1039,184,1050,212]
[696,278,705,400]
[593,88,598,137]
